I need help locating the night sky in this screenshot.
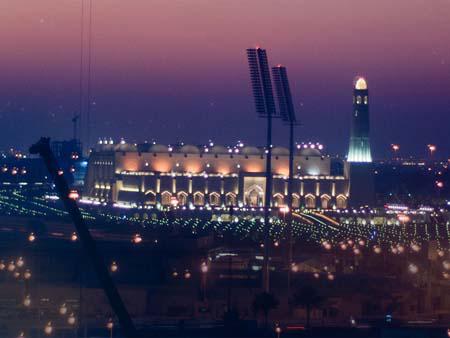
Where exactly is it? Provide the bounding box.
[1,0,449,158]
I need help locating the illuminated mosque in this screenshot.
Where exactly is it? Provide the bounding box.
[82,77,372,210]
[83,141,350,210]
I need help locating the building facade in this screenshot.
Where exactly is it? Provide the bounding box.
[83,142,350,210]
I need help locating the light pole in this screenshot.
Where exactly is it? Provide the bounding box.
[44,322,53,336]
[427,144,436,158]
[200,261,208,302]
[272,64,299,303]
[68,313,76,338]
[391,144,400,160]
[275,324,282,338]
[247,47,278,292]
[106,319,114,338]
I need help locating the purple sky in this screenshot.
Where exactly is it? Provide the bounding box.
[1,0,450,158]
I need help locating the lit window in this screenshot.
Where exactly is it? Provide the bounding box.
[364,96,368,104]
[356,96,362,104]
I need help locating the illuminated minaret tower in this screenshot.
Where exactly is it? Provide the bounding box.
[347,77,372,163]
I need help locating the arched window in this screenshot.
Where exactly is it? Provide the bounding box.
[336,195,347,209]
[209,192,221,206]
[273,193,284,207]
[305,194,316,209]
[161,191,172,206]
[225,193,236,206]
[356,96,362,104]
[246,185,264,207]
[145,191,156,205]
[363,96,368,105]
[193,192,204,206]
[321,194,331,209]
[292,194,300,208]
[177,191,188,206]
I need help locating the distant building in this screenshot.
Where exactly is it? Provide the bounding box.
[83,142,350,209]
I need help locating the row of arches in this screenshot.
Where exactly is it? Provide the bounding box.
[145,190,347,209]
[146,191,237,207]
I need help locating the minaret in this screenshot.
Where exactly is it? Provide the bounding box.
[347,77,372,163]
[347,76,375,207]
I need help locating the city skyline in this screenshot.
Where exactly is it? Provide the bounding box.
[1,0,449,157]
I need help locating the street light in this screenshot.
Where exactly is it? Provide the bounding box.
[7,261,16,272]
[110,261,118,273]
[200,262,208,274]
[24,269,32,280]
[391,144,400,158]
[408,263,418,274]
[0,260,5,270]
[275,324,282,338]
[70,232,78,242]
[59,303,68,315]
[28,232,36,242]
[132,234,142,244]
[44,322,53,335]
[184,270,191,279]
[16,257,25,268]
[427,144,436,157]
[23,295,31,307]
[17,331,25,338]
[67,313,76,325]
[106,318,114,338]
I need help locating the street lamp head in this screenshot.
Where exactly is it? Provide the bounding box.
[16,257,25,268]
[200,262,208,273]
[71,232,78,241]
[67,313,76,325]
[110,261,118,273]
[28,233,36,242]
[59,303,68,315]
[132,233,142,244]
[7,261,16,272]
[23,295,31,307]
[24,269,32,280]
[408,263,419,274]
[44,322,53,335]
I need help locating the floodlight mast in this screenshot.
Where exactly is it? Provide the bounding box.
[272,65,299,295]
[247,47,279,292]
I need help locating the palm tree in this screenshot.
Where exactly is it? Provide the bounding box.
[291,285,324,328]
[252,292,279,327]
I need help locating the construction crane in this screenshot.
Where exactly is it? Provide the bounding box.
[29,137,138,338]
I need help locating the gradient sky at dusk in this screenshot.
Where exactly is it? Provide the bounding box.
[1,0,450,158]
